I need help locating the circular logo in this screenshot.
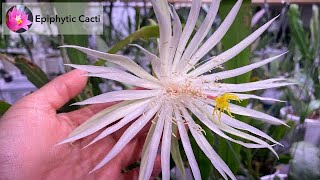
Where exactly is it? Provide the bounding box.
[6,5,33,33]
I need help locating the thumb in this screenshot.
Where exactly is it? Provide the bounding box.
[23,69,88,110]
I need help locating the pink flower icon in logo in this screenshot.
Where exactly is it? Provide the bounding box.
[6,6,32,32]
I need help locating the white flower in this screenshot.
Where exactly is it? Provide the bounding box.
[58,0,292,179]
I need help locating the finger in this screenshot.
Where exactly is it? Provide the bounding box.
[24,70,88,110]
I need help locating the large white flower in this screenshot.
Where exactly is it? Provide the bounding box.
[58,0,292,179]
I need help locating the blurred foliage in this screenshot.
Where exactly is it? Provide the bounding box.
[0,101,11,116]
[14,56,49,88]
[0,54,49,88]
[285,4,320,121]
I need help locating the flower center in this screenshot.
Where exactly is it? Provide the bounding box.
[165,83,205,100]
[15,15,23,25]
[213,93,241,121]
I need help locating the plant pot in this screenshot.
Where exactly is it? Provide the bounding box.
[280,106,320,146]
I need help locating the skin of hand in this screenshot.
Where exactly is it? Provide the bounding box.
[0,70,161,180]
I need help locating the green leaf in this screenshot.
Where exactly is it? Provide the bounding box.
[95,25,159,66]
[135,7,141,30]
[14,56,49,88]
[218,0,252,174]
[0,101,11,116]
[109,25,159,54]
[288,4,311,62]
[310,5,320,58]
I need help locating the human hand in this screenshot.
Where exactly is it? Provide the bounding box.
[0,70,161,180]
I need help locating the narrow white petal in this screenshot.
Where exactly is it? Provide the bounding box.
[140,106,166,180]
[87,73,161,89]
[185,0,242,72]
[174,107,201,180]
[68,101,131,137]
[171,0,201,72]
[216,121,278,158]
[180,106,229,180]
[195,100,280,145]
[130,44,161,78]
[205,99,287,126]
[189,15,279,77]
[202,79,294,93]
[161,108,173,180]
[196,52,288,81]
[220,114,281,145]
[67,64,161,89]
[91,101,162,172]
[234,93,284,102]
[66,64,116,73]
[73,90,163,105]
[187,100,271,149]
[229,103,287,126]
[151,0,171,76]
[61,45,159,83]
[198,98,278,152]
[168,5,182,70]
[84,103,149,148]
[251,9,266,27]
[203,91,284,102]
[57,99,152,145]
[178,0,220,72]
[139,121,156,179]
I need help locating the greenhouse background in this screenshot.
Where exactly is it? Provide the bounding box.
[0,0,319,180]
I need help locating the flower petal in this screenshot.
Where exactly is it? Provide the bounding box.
[205,99,287,126]
[83,102,149,148]
[90,100,162,173]
[129,44,161,78]
[72,90,163,105]
[215,121,278,158]
[180,105,230,180]
[139,105,166,180]
[66,64,161,89]
[60,45,159,83]
[151,0,171,76]
[57,99,152,145]
[178,0,220,72]
[220,114,281,145]
[203,91,284,102]
[186,99,272,149]
[185,0,242,72]
[197,52,288,81]
[202,79,294,93]
[189,15,279,77]
[174,107,201,180]
[161,108,173,180]
[171,0,201,72]
[168,5,182,72]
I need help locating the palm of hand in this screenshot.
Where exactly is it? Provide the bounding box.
[0,70,160,180]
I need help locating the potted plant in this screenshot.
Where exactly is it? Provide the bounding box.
[280,4,320,146]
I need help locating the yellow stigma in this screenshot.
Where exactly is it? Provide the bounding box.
[15,15,22,25]
[213,93,241,121]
